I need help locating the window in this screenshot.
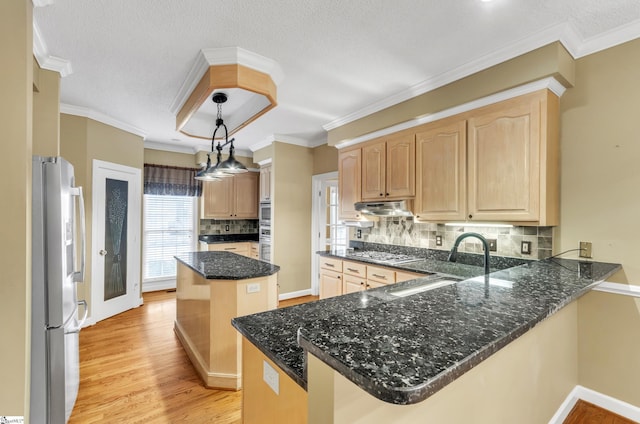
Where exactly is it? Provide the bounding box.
[324,184,348,250]
[143,195,197,280]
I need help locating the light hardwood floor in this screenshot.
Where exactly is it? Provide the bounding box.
[69,291,317,423]
[564,400,638,424]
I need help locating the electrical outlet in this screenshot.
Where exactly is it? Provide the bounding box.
[487,239,497,252]
[435,235,442,246]
[246,283,260,294]
[579,241,592,258]
[521,241,532,255]
[225,224,230,232]
[356,229,362,239]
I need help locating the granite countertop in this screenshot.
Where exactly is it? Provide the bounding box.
[232,257,620,404]
[198,234,259,244]
[175,251,279,280]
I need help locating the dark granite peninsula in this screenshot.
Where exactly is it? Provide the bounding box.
[232,257,621,424]
[174,251,279,390]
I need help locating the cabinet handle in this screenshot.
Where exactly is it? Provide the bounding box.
[366,284,371,289]
[337,275,341,279]
[360,282,365,286]
[347,268,358,273]
[386,193,389,196]
[372,274,387,279]
[379,193,383,196]
[325,263,335,268]
[224,247,237,251]
[468,214,473,219]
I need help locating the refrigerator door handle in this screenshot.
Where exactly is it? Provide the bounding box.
[70,186,86,283]
[65,300,89,334]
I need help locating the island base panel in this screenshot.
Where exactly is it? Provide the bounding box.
[242,337,308,424]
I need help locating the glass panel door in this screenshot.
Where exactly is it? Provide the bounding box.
[104,178,128,301]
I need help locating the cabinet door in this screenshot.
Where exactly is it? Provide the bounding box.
[385,135,415,198]
[415,119,466,221]
[338,149,362,220]
[234,172,259,219]
[259,165,271,202]
[468,95,541,222]
[343,274,366,294]
[201,178,234,219]
[319,270,342,299]
[361,141,386,200]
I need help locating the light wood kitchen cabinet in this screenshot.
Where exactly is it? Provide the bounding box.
[338,149,362,220]
[319,257,343,299]
[201,241,251,257]
[467,90,559,224]
[342,260,367,293]
[414,118,467,221]
[201,172,259,219]
[361,134,415,201]
[250,242,259,259]
[259,164,271,202]
[366,265,395,286]
[395,270,423,283]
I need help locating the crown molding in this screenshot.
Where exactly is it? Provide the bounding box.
[169,47,284,115]
[256,158,272,166]
[33,20,73,77]
[144,140,199,155]
[60,103,147,138]
[324,19,640,132]
[249,133,325,152]
[336,77,565,150]
[32,0,54,7]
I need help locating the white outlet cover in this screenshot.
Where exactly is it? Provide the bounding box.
[247,283,261,293]
[263,360,279,395]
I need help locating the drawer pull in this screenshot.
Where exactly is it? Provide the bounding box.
[347,268,359,273]
[325,263,335,267]
[224,247,237,251]
[360,282,365,285]
[372,274,387,279]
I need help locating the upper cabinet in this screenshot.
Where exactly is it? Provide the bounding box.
[201,172,259,219]
[259,164,271,202]
[361,134,415,201]
[467,90,558,225]
[415,118,467,221]
[338,149,362,220]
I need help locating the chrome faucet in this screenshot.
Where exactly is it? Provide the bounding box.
[447,232,491,275]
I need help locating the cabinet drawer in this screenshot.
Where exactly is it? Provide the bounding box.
[367,266,395,284]
[209,242,250,254]
[342,261,366,277]
[320,257,343,272]
[395,271,423,283]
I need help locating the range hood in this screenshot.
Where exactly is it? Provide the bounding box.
[354,200,414,217]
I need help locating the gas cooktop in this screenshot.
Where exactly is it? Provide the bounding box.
[345,250,423,265]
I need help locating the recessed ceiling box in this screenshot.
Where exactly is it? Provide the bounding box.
[171,47,284,140]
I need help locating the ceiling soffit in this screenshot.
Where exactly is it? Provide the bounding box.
[172,47,283,141]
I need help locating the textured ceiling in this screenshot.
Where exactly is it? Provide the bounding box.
[33,0,640,154]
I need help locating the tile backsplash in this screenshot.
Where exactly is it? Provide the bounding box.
[199,219,258,235]
[350,217,553,260]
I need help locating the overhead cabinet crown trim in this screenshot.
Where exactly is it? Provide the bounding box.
[335,76,566,150]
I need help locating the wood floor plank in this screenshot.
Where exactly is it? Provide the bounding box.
[69,291,316,423]
[564,400,638,424]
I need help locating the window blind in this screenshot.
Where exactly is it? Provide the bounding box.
[143,194,196,280]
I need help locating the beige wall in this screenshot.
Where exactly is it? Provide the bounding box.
[328,42,575,145]
[556,38,640,406]
[313,144,338,175]
[61,115,144,319]
[33,65,60,157]
[0,0,32,417]
[272,142,314,294]
[145,148,196,168]
[309,302,578,423]
[252,144,273,164]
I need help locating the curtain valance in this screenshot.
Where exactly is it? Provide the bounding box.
[143,164,202,196]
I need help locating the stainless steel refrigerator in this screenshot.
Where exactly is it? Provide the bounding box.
[31,156,88,423]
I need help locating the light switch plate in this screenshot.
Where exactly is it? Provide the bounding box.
[247,283,260,293]
[263,360,280,395]
[521,241,532,255]
[487,239,497,252]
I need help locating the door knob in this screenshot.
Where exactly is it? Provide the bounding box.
[99,249,108,256]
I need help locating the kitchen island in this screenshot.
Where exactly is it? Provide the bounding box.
[174,251,279,390]
[232,257,620,423]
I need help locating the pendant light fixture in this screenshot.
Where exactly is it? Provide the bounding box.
[194,93,248,181]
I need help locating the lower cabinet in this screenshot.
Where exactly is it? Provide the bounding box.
[199,241,253,257]
[319,256,424,299]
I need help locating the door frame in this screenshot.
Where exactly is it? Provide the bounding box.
[89,159,142,325]
[311,171,339,296]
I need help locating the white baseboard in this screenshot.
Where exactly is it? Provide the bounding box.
[593,281,640,298]
[549,385,640,423]
[142,279,176,293]
[279,288,313,301]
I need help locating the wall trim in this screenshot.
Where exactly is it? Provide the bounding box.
[257,158,272,166]
[549,385,640,424]
[250,134,326,152]
[592,281,640,298]
[60,103,147,138]
[335,77,565,150]
[33,20,73,77]
[279,289,313,301]
[142,279,176,293]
